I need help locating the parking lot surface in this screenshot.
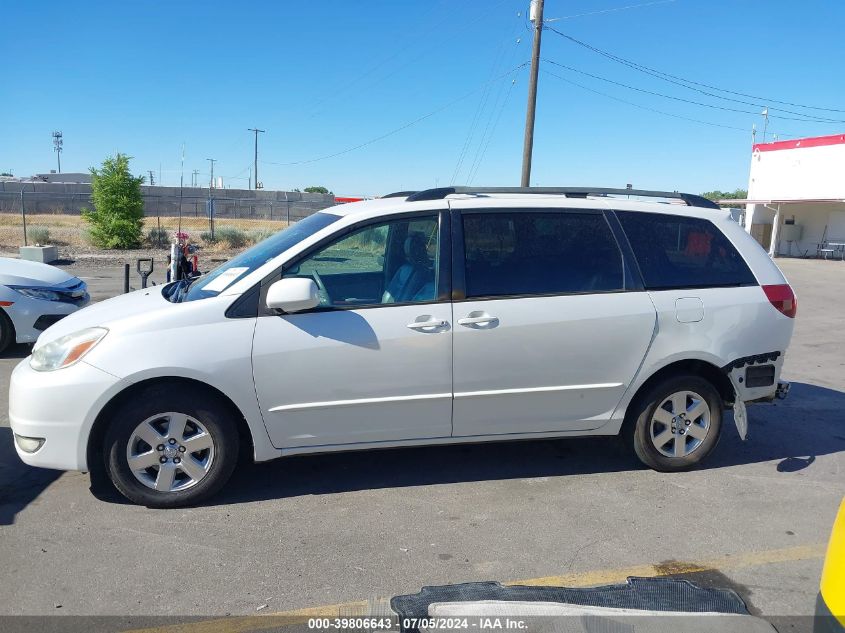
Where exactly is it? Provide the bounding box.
[0,258,842,623]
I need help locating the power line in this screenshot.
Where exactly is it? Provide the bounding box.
[542,59,845,124]
[468,77,519,184]
[545,0,676,22]
[462,12,526,185]
[450,20,518,185]
[541,68,762,134]
[303,0,513,120]
[545,26,845,116]
[262,63,529,168]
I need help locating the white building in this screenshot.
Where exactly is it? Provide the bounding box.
[740,133,845,258]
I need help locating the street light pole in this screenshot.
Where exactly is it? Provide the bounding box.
[248,128,265,189]
[520,0,544,187]
[207,158,217,189]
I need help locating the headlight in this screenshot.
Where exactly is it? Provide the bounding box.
[30,327,108,372]
[11,287,63,301]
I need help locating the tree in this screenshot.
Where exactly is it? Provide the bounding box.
[701,188,748,203]
[82,154,145,248]
[303,186,332,194]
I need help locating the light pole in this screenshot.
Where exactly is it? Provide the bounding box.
[52,131,63,173]
[207,158,217,189]
[248,128,265,189]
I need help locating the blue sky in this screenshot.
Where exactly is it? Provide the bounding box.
[2,0,844,196]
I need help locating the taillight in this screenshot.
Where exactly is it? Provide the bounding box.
[762,284,797,318]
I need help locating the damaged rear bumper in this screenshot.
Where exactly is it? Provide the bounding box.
[722,352,788,440]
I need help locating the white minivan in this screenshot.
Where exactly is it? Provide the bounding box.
[9,187,796,507]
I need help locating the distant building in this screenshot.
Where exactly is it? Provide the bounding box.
[740,134,845,258]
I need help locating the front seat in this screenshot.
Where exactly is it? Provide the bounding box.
[382,232,433,303]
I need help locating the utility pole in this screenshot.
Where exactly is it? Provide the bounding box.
[192,169,200,187]
[148,170,156,186]
[520,0,544,187]
[207,158,217,189]
[248,127,265,189]
[52,131,63,173]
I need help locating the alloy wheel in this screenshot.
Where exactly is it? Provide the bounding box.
[649,390,711,458]
[125,412,215,492]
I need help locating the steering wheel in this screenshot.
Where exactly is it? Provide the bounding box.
[311,270,330,305]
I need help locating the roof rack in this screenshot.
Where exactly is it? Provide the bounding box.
[382,190,419,198]
[404,186,720,210]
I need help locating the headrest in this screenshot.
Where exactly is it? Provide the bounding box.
[404,232,428,263]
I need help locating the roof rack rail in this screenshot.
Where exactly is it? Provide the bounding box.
[382,190,419,198]
[404,186,720,209]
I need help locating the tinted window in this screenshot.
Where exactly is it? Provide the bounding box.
[284,216,439,308]
[462,211,625,298]
[617,211,756,289]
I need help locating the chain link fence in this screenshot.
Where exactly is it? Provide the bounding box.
[0,188,335,254]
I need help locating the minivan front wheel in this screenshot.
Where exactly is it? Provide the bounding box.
[627,375,722,471]
[103,385,239,508]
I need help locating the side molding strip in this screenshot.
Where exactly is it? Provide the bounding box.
[454,383,622,398]
[269,392,452,413]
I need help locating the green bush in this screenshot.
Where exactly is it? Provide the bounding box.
[81,153,145,249]
[146,227,169,247]
[26,226,51,245]
[214,227,249,249]
[249,229,274,244]
[200,231,217,244]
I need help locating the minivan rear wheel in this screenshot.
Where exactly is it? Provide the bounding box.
[103,385,239,508]
[626,375,722,471]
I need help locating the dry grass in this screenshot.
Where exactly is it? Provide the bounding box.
[0,214,290,251]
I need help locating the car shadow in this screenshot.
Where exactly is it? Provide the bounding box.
[197,381,845,508]
[0,427,62,524]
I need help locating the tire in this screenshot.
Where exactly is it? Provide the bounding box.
[0,310,15,354]
[103,384,240,508]
[625,375,722,472]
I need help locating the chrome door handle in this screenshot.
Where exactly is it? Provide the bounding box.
[407,319,447,330]
[458,315,499,326]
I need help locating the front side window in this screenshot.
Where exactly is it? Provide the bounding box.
[176,211,341,302]
[283,215,439,308]
[462,211,625,298]
[616,211,756,289]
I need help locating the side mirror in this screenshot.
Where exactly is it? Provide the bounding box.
[266,278,320,313]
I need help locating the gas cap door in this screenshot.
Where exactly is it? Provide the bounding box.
[675,297,704,323]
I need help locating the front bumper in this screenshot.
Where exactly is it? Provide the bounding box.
[5,294,87,344]
[8,357,119,471]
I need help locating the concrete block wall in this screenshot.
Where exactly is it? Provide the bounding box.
[0,181,336,221]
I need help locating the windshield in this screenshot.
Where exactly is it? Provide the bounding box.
[174,212,340,302]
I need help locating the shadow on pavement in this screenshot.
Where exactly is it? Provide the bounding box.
[198,381,845,508]
[0,428,62,524]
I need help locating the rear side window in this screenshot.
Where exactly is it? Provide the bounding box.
[462,211,625,298]
[616,211,756,289]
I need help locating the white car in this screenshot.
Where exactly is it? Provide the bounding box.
[9,187,796,507]
[0,258,89,353]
